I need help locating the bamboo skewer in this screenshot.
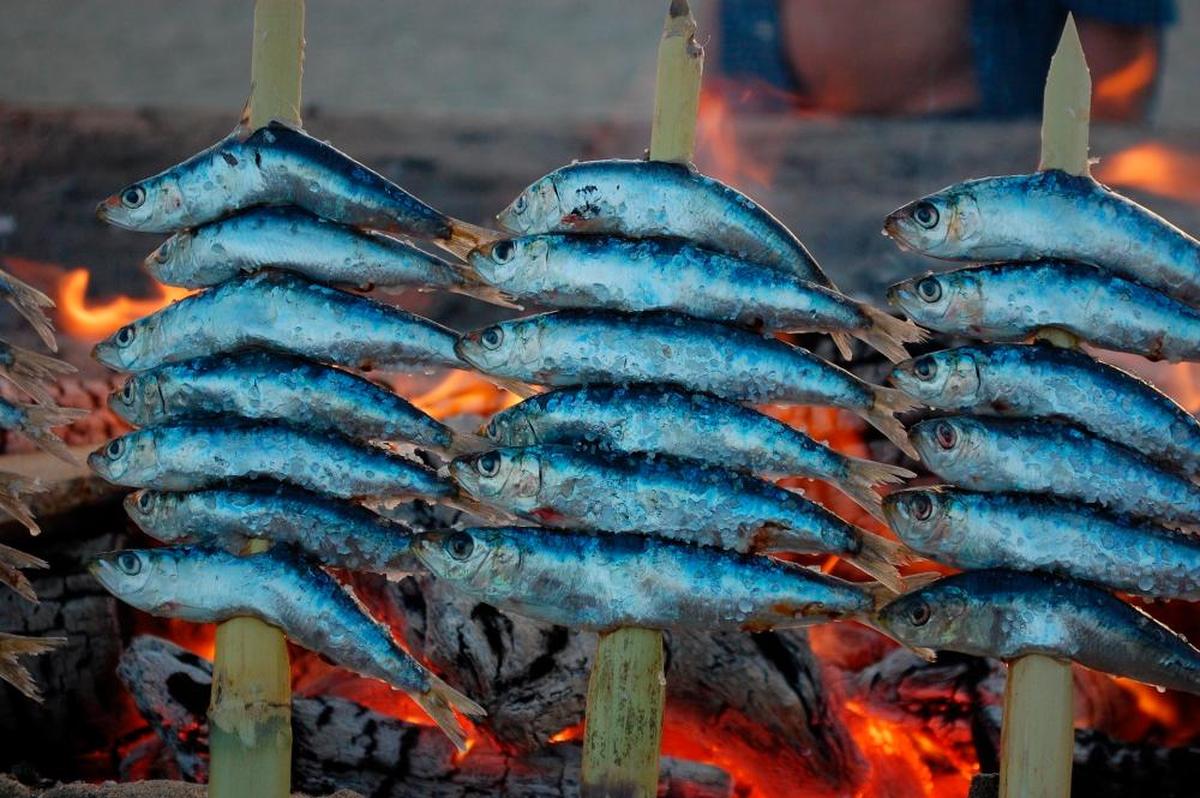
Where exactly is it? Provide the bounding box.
[579,3,702,796]
[207,3,305,797]
[999,14,1088,798]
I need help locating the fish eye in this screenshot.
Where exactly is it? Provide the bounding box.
[913,356,937,381]
[476,451,501,477]
[480,326,504,351]
[136,492,155,512]
[484,419,500,439]
[513,195,528,214]
[106,438,126,459]
[934,422,958,450]
[445,532,475,561]
[116,551,142,575]
[121,185,147,209]
[120,381,135,402]
[153,239,174,263]
[908,600,932,626]
[916,277,942,303]
[912,201,939,229]
[492,240,516,263]
[910,493,934,521]
[115,325,137,347]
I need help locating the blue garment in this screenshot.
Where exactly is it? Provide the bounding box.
[715,0,1176,117]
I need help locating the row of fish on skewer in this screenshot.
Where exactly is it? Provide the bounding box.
[874,169,1200,693]
[83,115,930,747]
[0,268,83,699]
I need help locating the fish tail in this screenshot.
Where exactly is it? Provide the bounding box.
[840,457,917,522]
[438,218,503,261]
[0,475,43,536]
[846,532,910,593]
[855,305,929,364]
[413,674,486,752]
[0,632,65,702]
[490,377,538,399]
[863,387,919,460]
[17,404,88,465]
[444,431,494,459]
[0,269,58,352]
[830,331,855,361]
[0,542,48,603]
[0,345,76,405]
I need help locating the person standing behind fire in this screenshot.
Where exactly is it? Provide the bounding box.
[707,0,1176,120]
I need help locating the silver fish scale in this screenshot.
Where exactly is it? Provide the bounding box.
[90,421,451,500]
[912,416,1200,528]
[892,171,1200,306]
[148,207,466,292]
[468,234,863,334]
[458,310,872,410]
[887,488,1200,600]
[893,343,1200,478]
[889,261,1200,362]
[413,527,873,632]
[879,569,1200,695]
[92,270,462,374]
[499,159,834,289]
[127,487,417,576]
[487,384,849,483]
[102,545,433,693]
[455,444,861,556]
[112,350,454,451]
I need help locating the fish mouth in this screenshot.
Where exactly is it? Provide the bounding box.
[881,213,916,251]
[95,197,117,221]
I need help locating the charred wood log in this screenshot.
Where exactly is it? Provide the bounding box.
[388,572,862,795]
[118,636,732,798]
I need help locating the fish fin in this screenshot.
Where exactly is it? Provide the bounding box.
[492,378,538,399]
[0,269,58,352]
[454,283,524,311]
[846,532,910,593]
[0,541,47,603]
[0,476,43,536]
[0,345,76,405]
[443,495,517,525]
[413,674,486,752]
[863,387,919,460]
[840,457,916,522]
[16,404,88,465]
[864,571,940,612]
[854,305,929,364]
[830,331,855,361]
[444,432,494,459]
[0,632,65,702]
[438,218,504,261]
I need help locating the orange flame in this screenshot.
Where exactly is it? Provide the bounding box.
[409,370,522,421]
[695,81,775,191]
[1094,46,1157,118]
[1095,141,1200,206]
[56,268,191,341]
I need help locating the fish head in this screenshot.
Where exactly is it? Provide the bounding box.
[876,577,970,653]
[467,236,549,287]
[88,548,182,614]
[909,416,984,474]
[108,373,163,426]
[455,318,540,374]
[88,430,157,486]
[123,490,190,543]
[883,186,982,258]
[890,349,981,407]
[886,270,983,332]
[93,318,157,372]
[449,447,542,506]
[96,175,188,232]
[412,528,522,591]
[483,404,539,446]
[497,175,561,234]
[882,487,957,551]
